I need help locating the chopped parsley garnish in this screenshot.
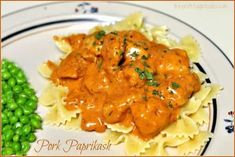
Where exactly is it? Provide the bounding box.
[141,54,150,60]
[142,61,150,68]
[152,90,164,98]
[142,95,148,101]
[117,50,124,56]
[152,90,159,96]
[171,82,180,89]
[95,30,106,40]
[130,51,139,58]
[135,67,142,73]
[144,47,149,51]
[135,68,145,80]
[146,80,159,87]
[144,70,154,80]
[129,62,134,67]
[110,31,118,35]
[135,67,159,86]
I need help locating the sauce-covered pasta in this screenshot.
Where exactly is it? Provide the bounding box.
[48,30,200,140]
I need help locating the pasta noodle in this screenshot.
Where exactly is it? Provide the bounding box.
[43,99,79,125]
[202,84,222,107]
[180,97,202,116]
[161,115,199,138]
[53,35,73,54]
[103,129,126,145]
[191,69,207,83]
[141,143,168,156]
[90,12,144,34]
[106,123,133,134]
[39,82,68,107]
[39,82,80,125]
[190,107,209,125]
[124,134,150,155]
[177,35,201,62]
[38,63,52,78]
[194,85,211,102]
[177,131,212,155]
[62,114,82,130]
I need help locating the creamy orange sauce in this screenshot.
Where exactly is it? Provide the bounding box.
[48,30,200,140]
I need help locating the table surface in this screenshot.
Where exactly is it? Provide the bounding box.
[1,1,234,64]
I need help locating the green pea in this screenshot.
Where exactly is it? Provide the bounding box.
[10,67,20,75]
[5,90,13,99]
[23,106,33,115]
[3,147,14,155]
[14,122,23,129]
[30,113,42,121]
[2,125,12,132]
[13,134,20,142]
[31,118,42,129]
[15,127,23,135]
[21,141,31,153]
[4,129,14,141]
[20,135,27,142]
[1,95,7,104]
[12,142,21,152]
[18,93,28,99]
[22,125,31,135]
[13,85,22,94]
[28,133,36,142]
[20,116,29,124]
[4,141,11,147]
[7,63,16,70]
[31,95,38,102]
[2,81,10,91]
[7,101,18,110]
[15,108,23,117]
[7,77,16,87]
[10,115,18,124]
[16,76,26,84]
[24,87,35,96]
[16,151,24,156]
[2,117,8,124]
[2,59,8,66]
[3,109,9,115]
[26,99,37,110]
[2,112,7,120]
[16,97,27,106]
[2,134,5,141]
[6,110,14,117]
[2,70,11,80]
[2,141,5,148]
[16,70,25,78]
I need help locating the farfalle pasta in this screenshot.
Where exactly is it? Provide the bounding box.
[38,13,221,156]
[177,131,212,155]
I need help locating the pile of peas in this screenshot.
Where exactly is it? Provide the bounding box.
[1,59,42,155]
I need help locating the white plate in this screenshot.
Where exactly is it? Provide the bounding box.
[2,2,234,156]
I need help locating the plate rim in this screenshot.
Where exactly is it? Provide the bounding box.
[2,1,234,69]
[1,2,233,156]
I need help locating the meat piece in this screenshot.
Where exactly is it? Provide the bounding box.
[83,63,110,93]
[130,97,172,136]
[156,72,201,107]
[151,48,190,75]
[51,52,87,79]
